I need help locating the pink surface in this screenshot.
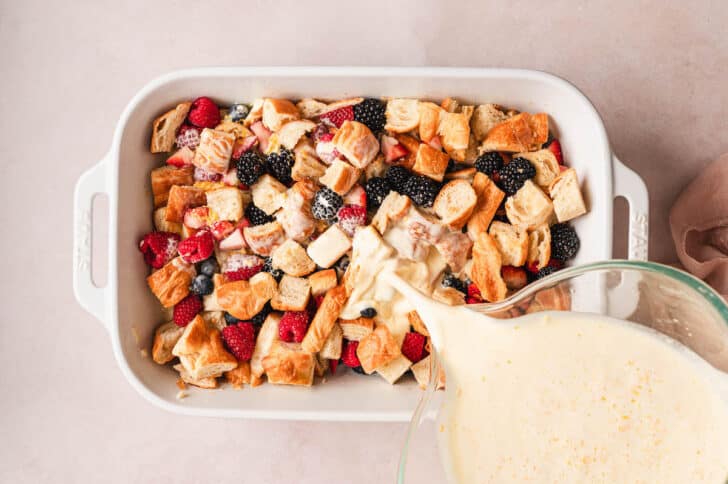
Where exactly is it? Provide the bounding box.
[1,0,727,482]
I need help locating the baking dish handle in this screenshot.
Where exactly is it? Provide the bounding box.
[612,155,649,260]
[73,155,111,330]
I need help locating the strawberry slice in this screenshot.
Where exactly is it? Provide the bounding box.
[183,206,209,230]
[547,139,563,164]
[319,106,354,128]
[210,220,235,241]
[232,135,258,159]
[250,121,272,153]
[343,184,367,210]
[222,167,246,188]
[219,228,246,251]
[427,135,443,150]
[166,146,194,168]
[381,135,408,163]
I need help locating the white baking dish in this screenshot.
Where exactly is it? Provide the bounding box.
[73,67,649,421]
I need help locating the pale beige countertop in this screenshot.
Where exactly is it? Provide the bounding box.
[1,0,726,482]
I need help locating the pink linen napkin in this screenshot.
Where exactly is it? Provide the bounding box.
[670,153,728,299]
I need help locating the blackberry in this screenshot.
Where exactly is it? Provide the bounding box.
[263,257,283,282]
[550,223,580,260]
[442,274,466,294]
[352,98,386,133]
[251,302,272,325]
[312,187,343,222]
[474,152,503,176]
[360,307,377,318]
[236,150,266,185]
[190,274,214,296]
[245,203,274,226]
[365,177,392,209]
[229,103,250,123]
[224,312,241,325]
[402,174,440,208]
[266,149,294,184]
[199,258,219,277]
[497,157,536,195]
[386,166,411,193]
[535,266,559,279]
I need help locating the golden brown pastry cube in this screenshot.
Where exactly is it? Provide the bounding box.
[147,257,196,308]
[165,185,206,223]
[150,166,194,208]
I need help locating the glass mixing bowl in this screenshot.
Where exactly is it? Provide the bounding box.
[397,260,728,483]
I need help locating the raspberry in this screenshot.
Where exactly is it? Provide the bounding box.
[319,105,354,128]
[177,230,214,263]
[466,283,483,304]
[222,322,255,361]
[175,124,201,149]
[337,204,367,237]
[341,340,361,368]
[225,263,263,282]
[279,311,310,343]
[314,295,325,308]
[187,96,220,128]
[139,231,180,269]
[173,294,202,327]
[401,332,427,363]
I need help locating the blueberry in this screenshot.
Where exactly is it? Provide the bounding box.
[360,307,377,318]
[190,274,214,296]
[442,274,466,294]
[224,312,240,325]
[229,103,250,123]
[199,258,219,277]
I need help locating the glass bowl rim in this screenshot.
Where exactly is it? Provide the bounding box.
[397,259,728,483]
